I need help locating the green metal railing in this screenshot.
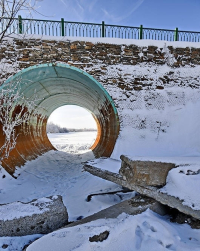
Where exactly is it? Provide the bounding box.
[1,16,200,42]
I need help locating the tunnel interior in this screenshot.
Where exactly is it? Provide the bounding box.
[0,63,119,175]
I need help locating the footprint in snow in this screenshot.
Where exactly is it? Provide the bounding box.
[142,221,157,232]
[135,226,144,249]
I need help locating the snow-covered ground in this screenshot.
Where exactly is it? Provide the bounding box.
[0,132,200,250]
[27,210,200,251]
[0,132,134,250]
[0,133,130,221]
[47,131,97,153]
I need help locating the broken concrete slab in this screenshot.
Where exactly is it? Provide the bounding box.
[0,195,68,236]
[66,194,166,229]
[120,155,176,187]
[84,164,200,220]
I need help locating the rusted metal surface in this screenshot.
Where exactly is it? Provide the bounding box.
[0,115,54,174]
[0,63,119,175]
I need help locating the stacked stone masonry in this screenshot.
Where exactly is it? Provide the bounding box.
[1,38,200,86]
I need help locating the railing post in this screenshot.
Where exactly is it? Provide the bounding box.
[174,27,178,41]
[61,18,65,36]
[18,15,23,34]
[102,21,105,37]
[139,25,143,39]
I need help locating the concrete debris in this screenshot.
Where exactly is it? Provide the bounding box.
[84,161,200,220]
[120,155,176,187]
[66,194,167,229]
[0,195,68,237]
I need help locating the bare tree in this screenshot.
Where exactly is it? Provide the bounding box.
[0,1,46,170]
[0,78,40,164]
[0,0,42,42]
[47,122,69,134]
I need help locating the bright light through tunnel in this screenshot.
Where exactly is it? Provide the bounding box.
[47,105,98,153]
[0,63,119,175]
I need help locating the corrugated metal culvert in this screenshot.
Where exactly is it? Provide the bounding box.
[0,63,119,175]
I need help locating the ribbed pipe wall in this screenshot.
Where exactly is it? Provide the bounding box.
[0,63,119,175]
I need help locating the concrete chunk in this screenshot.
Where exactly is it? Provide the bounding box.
[0,195,68,236]
[66,195,166,229]
[120,155,176,187]
[84,163,200,220]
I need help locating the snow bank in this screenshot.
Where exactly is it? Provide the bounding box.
[27,210,200,251]
[161,164,200,210]
[6,33,200,48]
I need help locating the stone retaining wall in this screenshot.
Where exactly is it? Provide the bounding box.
[1,38,200,85]
[1,37,200,161]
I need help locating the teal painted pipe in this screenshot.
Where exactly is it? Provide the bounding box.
[1,63,119,174]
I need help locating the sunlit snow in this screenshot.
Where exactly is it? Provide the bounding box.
[0,132,200,250]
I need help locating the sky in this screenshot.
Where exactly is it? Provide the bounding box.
[33,0,200,31]
[28,0,200,129]
[48,105,97,129]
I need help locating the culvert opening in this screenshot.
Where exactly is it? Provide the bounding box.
[46,105,98,154]
[1,63,119,175]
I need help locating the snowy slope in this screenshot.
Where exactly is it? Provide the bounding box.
[27,210,200,251]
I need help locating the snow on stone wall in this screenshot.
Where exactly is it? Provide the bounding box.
[98,64,200,159]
